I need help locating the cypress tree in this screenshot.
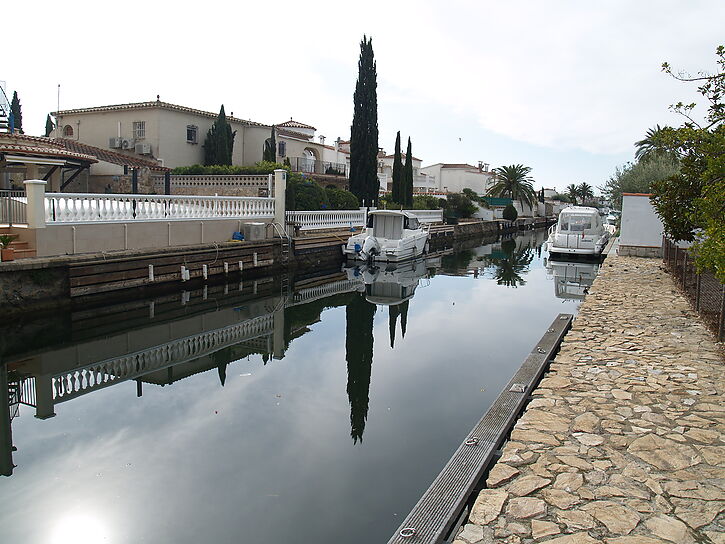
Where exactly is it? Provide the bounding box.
[391,131,403,204]
[263,125,276,162]
[203,105,236,165]
[403,137,414,207]
[44,114,55,137]
[349,35,379,206]
[10,91,22,134]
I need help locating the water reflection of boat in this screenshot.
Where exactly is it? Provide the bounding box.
[545,258,600,301]
[344,256,439,306]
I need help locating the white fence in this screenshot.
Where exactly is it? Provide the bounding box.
[285,208,443,231]
[45,193,275,223]
[405,209,443,223]
[286,210,366,231]
[152,174,271,193]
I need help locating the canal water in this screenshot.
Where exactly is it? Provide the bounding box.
[0,230,599,544]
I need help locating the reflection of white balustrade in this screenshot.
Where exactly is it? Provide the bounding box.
[403,210,444,223]
[51,313,275,402]
[290,279,362,306]
[286,210,366,231]
[45,193,275,223]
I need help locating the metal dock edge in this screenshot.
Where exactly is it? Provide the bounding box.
[387,313,573,544]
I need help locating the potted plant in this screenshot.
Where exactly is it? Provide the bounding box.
[0,234,17,262]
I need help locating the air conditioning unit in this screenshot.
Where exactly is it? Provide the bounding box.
[109,137,123,148]
[135,143,152,155]
[121,138,135,149]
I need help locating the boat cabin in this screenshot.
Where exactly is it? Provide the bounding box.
[366,211,421,241]
[556,207,603,235]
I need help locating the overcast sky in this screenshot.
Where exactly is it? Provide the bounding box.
[4,0,723,192]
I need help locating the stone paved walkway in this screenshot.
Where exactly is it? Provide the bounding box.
[457,255,724,544]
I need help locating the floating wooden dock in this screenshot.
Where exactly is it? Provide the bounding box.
[387,313,573,544]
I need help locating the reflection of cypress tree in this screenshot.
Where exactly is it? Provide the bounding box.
[217,362,227,386]
[400,300,409,338]
[345,293,376,444]
[388,304,400,348]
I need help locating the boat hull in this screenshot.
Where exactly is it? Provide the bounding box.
[343,232,429,263]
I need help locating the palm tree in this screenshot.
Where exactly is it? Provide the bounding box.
[566,184,579,205]
[635,125,674,162]
[577,182,594,204]
[488,164,537,209]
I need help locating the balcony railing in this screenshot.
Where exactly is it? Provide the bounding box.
[289,157,348,177]
[0,190,27,226]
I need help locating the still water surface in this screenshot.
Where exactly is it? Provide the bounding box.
[0,230,599,543]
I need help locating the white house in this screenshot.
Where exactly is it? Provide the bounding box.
[376,152,437,193]
[419,162,495,196]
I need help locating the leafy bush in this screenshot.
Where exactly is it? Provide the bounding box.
[286,178,330,210]
[325,187,359,210]
[172,161,286,175]
[502,203,518,221]
[445,193,477,219]
[412,195,443,210]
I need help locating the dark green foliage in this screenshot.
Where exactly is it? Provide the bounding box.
[325,166,345,176]
[404,137,414,207]
[412,195,443,210]
[172,161,283,175]
[445,193,477,219]
[10,91,22,134]
[488,164,536,209]
[502,203,518,221]
[44,114,54,137]
[288,178,330,210]
[602,155,679,209]
[391,131,403,204]
[551,193,571,202]
[349,35,379,206]
[325,186,359,209]
[345,293,376,443]
[263,126,276,162]
[203,105,236,165]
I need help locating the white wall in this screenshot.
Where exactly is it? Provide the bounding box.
[620,194,663,247]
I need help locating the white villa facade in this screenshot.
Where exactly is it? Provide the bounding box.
[420,163,495,196]
[376,153,437,193]
[53,100,272,169]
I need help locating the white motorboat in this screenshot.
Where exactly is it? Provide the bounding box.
[546,206,610,257]
[343,210,430,263]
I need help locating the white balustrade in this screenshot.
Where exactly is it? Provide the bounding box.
[45,193,275,223]
[285,210,366,231]
[403,209,444,224]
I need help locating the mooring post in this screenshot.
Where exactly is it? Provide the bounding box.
[23,180,47,229]
[273,169,287,227]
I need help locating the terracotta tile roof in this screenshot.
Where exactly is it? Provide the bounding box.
[441,163,479,169]
[277,128,313,141]
[55,138,169,171]
[0,134,97,163]
[54,100,269,128]
[277,119,316,130]
[381,153,422,161]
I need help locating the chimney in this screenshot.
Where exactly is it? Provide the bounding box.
[319,135,326,145]
[478,161,483,172]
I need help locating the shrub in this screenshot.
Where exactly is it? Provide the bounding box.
[325,187,359,210]
[287,179,330,210]
[445,193,477,218]
[412,195,443,210]
[502,203,518,221]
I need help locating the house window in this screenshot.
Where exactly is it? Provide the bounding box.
[278,141,286,157]
[63,125,74,137]
[186,125,198,144]
[133,121,146,139]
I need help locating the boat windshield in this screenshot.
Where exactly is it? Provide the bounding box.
[405,216,420,230]
[559,214,594,232]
